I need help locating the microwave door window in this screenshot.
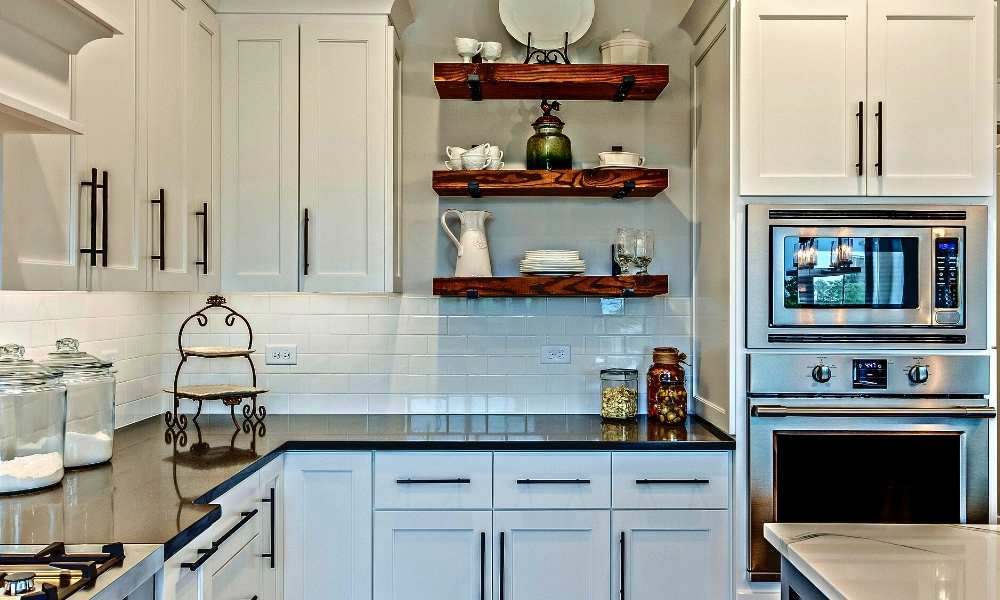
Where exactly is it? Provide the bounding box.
[783,237,920,309]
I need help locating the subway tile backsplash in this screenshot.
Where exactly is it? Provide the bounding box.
[0,291,691,425]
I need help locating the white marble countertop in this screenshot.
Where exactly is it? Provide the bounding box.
[765,523,1000,600]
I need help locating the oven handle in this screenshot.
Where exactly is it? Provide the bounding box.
[751,406,996,418]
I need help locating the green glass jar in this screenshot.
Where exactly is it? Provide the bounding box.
[526,100,572,170]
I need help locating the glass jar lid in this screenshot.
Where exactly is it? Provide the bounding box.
[42,338,112,376]
[0,344,64,388]
[601,368,639,381]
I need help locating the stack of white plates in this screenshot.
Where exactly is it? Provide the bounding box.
[519,250,586,275]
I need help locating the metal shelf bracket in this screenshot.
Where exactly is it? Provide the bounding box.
[466,289,480,300]
[468,180,482,198]
[613,180,636,199]
[614,75,636,102]
[467,74,483,101]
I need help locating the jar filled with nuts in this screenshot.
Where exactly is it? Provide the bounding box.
[651,370,688,424]
[600,369,639,421]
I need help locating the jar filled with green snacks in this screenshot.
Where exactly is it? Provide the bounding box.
[600,369,639,421]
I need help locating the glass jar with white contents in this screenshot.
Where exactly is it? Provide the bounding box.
[42,339,115,468]
[0,344,67,494]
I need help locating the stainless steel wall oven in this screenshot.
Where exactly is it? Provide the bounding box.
[746,205,988,349]
[747,353,993,581]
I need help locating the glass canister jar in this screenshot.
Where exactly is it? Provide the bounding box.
[526,100,572,170]
[647,347,688,424]
[42,338,115,468]
[600,369,639,420]
[0,344,67,494]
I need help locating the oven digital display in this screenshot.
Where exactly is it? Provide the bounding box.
[853,359,888,389]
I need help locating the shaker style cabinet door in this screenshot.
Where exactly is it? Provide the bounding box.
[299,17,398,293]
[493,510,610,600]
[258,458,283,600]
[283,453,372,600]
[866,0,994,196]
[739,0,868,196]
[201,529,262,600]
[373,511,492,600]
[221,16,300,292]
[74,0,146,292]
[612,510,730,600]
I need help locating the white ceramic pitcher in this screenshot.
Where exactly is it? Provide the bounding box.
[441,209,493,277]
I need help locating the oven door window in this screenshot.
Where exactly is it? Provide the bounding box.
[782,237,920,309]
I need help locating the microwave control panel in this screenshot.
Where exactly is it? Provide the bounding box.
[934,238,960,310]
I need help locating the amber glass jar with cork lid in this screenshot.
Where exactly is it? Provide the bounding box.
[646,347,688,423]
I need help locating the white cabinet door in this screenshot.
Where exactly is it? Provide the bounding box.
[258,458,283,600]
[73,0,146,292]
[612,510,730,600]
[373,511,492,600]
[867,0,994,196]
[202,531,262,600]
[221,16,299,292]
[740,0,868,196]
[283,453,371,600]
[146,0,195,291]
[493,510,610,600]
[300,17,392,292]
[186,2,221,291]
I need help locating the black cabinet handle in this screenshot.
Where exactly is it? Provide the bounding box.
[303,208,310,276]
[396,478,471,485]
[619,532,625,600]
[261,488,275,569]
[151,189,165,270]
[80,168,108,267]
[515,478,590,485]
[195,202,208,275]
[480,531,486,600]
[855,101,864,177]
[875,101,883,176]
[181,509,258,572]
[499,531,505,600]
[635,478,710,485]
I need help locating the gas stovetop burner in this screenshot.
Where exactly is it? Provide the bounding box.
[0,543,125,600]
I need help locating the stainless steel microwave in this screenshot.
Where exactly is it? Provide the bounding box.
[746,205,988,349]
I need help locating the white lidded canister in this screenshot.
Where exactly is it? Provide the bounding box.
[600,28,652,65]
[0,344,66,494]
[42,338,115,468]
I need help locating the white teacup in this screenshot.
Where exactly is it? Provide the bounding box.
[446,146,467,160]
[481,42,502,63]
[488,159,504,170]
[462,153,489,170]
[445,158,464,171]
[487,147,503,161]
[455,37,484,63]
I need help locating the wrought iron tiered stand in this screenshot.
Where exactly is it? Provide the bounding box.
[164,295,267,444]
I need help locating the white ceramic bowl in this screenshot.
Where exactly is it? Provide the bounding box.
[462,154,489,170]
[599,151,645,168]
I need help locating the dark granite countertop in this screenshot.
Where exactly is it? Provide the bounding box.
[0,413,733,557]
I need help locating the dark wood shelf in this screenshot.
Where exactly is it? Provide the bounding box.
[435,63,669,101]
[433,275,669,298]
[432,168,668,199]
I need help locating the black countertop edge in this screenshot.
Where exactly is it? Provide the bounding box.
[163,506,221,559]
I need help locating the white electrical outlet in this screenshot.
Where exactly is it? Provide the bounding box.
[265,344,298,365]
[540,345,571,364]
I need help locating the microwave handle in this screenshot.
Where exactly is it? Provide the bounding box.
[752,406,996,419]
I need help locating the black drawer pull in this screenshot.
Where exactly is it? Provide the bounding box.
[195,202,208,275]
[181,509,259,572]
[261,489,275,569]
[516,478,591,485]
[396,478,471,485]
[635,478,710,485]
[151,189,165,270]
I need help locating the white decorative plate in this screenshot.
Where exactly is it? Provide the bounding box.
[499,0,596,50]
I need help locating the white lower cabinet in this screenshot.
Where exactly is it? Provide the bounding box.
[258,458,283,600]
[373,511,492,600]
[283,453,372,600]
[612,510,730,600]
[493,510,611,600]
[201,525,261,600]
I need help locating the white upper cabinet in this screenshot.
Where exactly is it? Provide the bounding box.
[740,0,995,197]
[221,16,300,292]
[222,14,402,293]
[867,0,994,196]
[740,0,868,196]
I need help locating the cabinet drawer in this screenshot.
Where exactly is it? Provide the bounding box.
[493,452,610,509]
[374,452,492,510]
[612,452,729,509]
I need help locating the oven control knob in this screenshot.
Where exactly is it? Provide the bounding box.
[811,365,832,383]
[908,365,930,385]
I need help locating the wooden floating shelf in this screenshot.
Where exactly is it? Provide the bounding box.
[181,346,255,359]
[168,384,269,401]
[432,168,668,199]
[434,63,669,101]
[433,275,669,298]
